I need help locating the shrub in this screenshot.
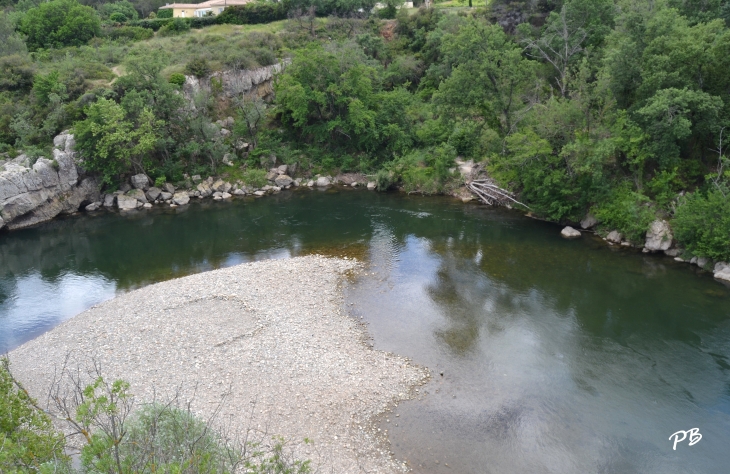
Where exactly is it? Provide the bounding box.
[169,72,186,86]
[217,1,288,25]
[375,169,393,191]
[156,7,173,19]
[185,56,210,78]
[243,168,268,188]
[673,186,730,261]
[19,0,101,51]
[0,55,35,92]
[104,25,154,41]
[0,359,68,472]
[189,16,218,28]
[593,185,656,244]
[109,12,127,23]
[154,176,166,187]
[128,18,172,30]
[158,17,190,36]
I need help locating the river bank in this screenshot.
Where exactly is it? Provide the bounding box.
[7,255,429,473]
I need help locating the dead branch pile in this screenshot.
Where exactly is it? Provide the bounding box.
[467,178,531,209]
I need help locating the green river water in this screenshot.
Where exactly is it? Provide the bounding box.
[1,188,729,473]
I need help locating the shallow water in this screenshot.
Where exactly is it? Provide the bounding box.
[1,189,729,472]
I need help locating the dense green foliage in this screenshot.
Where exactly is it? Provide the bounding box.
[1,0,730,259]
[19,0,101,50]
[0,360,67,473]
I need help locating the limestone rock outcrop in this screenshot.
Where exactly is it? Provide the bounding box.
[644,219,673,252]
[0,132,99,230]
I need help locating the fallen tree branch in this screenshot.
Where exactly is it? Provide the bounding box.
[467,179,531,209]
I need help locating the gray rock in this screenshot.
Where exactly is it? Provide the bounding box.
[163,183,175,194]
[277,164,288,175]
[367,182,376,190]
[351,182,359,187]
[196,183,212,197]
[131,174,150,190]
[85,202,101,212]
[274,175,293,187]
[233,189,245,196]
[221,182,232,193]
[644,219,673,252]
[0,216,4,230]
[266,170,278,181]
[272,186,281,193]
[172,192,190,206]
[664,248,681,257]
[212,191,223,198]
[714,262,730,282]
[222,154,234,166]
[219,128,231,137]
[192,175,202,183]
[212,180,226,192]
[160,192,173,201]
[117,194,139,211]
[690,257,698,265]
[143,203,153,209]
[606,231,623,244]
[580,214,598,229]
[293,179,302,187]
[316,176,331,187]
[120,183,132,193]
[126,189,147,204]
[306,180,314,187]
[561,226,581,238]
[253,190,265,196]
[697,257,710,269]
[146,187,162,201]
[221,192,232,199]
[103,194,115,207]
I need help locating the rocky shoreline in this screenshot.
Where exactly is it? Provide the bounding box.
[8,255,429,473]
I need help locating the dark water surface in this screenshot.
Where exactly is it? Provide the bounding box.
[1,189,729,472]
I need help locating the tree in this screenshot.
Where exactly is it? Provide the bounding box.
[20,0,101,51]
[0,13,28,57]
[75,98,161,184]
[434,19,536,137]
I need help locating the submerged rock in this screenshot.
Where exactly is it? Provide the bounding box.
[561,226,581,238]
[644,219,673,252]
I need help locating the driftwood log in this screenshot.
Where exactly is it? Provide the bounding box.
[467,178,530,209]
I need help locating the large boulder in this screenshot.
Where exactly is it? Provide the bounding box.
[131,174,150,190]
[126,189,147,204]
[274,175,293,187]
[196,182,212,197]
[117,194,139,211]
[103,194,115,208]
[146,187,162,201]
[163,183,175,194]
[606,231,623,244]
[644,219,673,252]
[714,262,730,282]
[580,214,598,229]
[172,191,190,206]
[316,176,331,187]
[561,226,581,238]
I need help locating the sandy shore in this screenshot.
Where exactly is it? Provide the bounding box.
[9,255,428,473]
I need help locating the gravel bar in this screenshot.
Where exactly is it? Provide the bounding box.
[8,255,428,473]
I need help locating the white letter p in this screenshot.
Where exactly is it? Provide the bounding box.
[669,430,687,450]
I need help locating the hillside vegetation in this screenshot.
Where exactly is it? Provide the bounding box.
[1,0,730,260]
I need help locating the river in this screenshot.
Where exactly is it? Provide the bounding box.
[1,188,729,472]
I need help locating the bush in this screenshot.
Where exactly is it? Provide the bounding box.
[217,1,289,25]
[189,16,218,28]
[169,72,186,86]
[158,17,191,36]
[243,168,268,188]
[593,185,656,244]
[109,12,127,22]
[19,0,101,51]
[185,56,210,78]
[104,25,154,41]
[128,18,173,31]
[156,7,173,19]
[673,186,730,261]
[0,359,68,472]
[0,55,35,92]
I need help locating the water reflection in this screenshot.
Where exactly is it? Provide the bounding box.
[1,190,730,472]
